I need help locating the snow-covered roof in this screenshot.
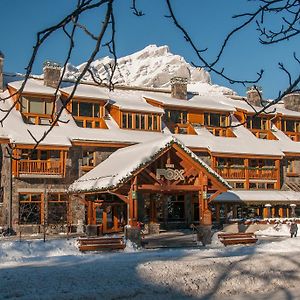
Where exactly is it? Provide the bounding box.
[109,90,164,114]
[69,136,231,193]
[60,84,109,100]
[143,92,234,112]
[213,190,300,204]
[7,79,57,96]
[0,91,71,147]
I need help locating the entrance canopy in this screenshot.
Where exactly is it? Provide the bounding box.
[69,136,231,194]
[213,190,300,205]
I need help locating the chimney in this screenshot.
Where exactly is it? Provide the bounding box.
[43,61,61,88]
[246,86,262,107]
[171,77,188,100]
[283,92,300,112]
[0,51,4,92]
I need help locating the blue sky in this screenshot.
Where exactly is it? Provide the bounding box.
[0,0,299,98]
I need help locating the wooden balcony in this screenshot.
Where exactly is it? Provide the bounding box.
[216,167,277,180]
[248,168,277,180]
[17,159,63,176]
[217,167,245,179]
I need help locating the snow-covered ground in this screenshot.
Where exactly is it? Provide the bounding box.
[1,227,300,300]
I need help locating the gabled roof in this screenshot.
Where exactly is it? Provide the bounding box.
[143,92,234,112]
[7,79,57,96]
[69,136,231,193]
[60,84,109,101]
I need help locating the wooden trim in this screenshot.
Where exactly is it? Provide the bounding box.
[72,141,132,148]
[15,144,69,150]
[137,184,202,191]
[211,152,282,159]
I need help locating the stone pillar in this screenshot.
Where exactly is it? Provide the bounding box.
[0,51,4,92]
[246,86,262,107]
[265,204,271,219]
[196,225,212,246]
[171,77,188,100]
[125,226,141,247]
[43,61,61,88]
[290,204,296,218]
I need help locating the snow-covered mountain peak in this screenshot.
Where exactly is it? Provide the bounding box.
[64,44,213,88]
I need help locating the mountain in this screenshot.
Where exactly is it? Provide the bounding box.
[64,44,235,95]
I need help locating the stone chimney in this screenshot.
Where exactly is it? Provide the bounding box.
[283,92,300,112]
[171,77,188,100]
[246,86,263,107]
[43,61,61,88]
[0,51,4,92]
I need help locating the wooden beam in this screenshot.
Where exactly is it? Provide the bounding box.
[138,184,201,191]
[72,141,132,148]
[108,191,129,204]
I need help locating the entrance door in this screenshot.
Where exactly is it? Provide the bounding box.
[94,203,125,234]
[145,193,191,229]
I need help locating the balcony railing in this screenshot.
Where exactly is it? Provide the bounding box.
[216,166,277,180]
[248,168,277,180]
[217,167,245,179]
[17,159,63,176]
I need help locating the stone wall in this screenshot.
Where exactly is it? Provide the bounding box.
[0,144,118,234]
[281,157,300,190]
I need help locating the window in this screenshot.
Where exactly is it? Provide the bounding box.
[246,116,269,130]
[20,96,54,125]
[204,113,228,127]
[121,112,160,131]
[121,112,133,129]
[249,182,275,190]
[19,193,42,224]
[82,151,95,167]
[72,101,101,118]
[167,194,185,220]
[165,110,187,124]
[47,193,68,224]
[281,119,300,133]
[21,96,54,115]
[286,159,296,174]
[72,100,104,128]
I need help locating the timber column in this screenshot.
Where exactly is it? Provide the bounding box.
[198,172,212,245]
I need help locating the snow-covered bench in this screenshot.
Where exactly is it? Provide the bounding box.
[218,232,258,246]
[78,237,125,252]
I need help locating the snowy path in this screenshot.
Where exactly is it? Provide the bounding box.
[1,235,300,299]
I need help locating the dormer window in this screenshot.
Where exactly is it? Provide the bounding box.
[280,118,300,141]
[246,115,277,140]
[204,113,227,127]
[20,96,54,125]
[121,112,161,131]
[71,100,106,128]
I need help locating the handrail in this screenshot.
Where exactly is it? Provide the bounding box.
[18,159,62,175]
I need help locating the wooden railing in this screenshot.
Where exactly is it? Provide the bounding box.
[17,159,63,176]
[248,168,277,180]
[216,167,277,180]
[217,167,245,179]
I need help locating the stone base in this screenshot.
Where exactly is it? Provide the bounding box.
[196,225,212,246]
[125,226,141,247]
[148,223,160,235]
[86,225,97,236]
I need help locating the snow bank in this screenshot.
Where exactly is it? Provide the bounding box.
[0,238,81,263]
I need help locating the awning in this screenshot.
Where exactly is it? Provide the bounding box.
[212,190,300,205]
